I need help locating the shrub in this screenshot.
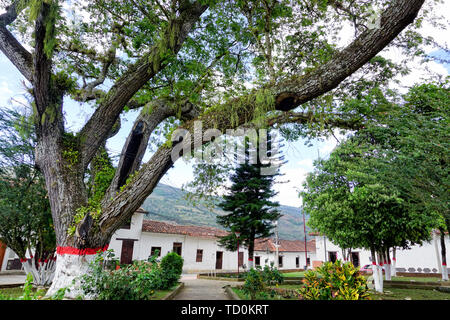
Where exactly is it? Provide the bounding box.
[79,249,183,300]
[298,260,370,300]
[261,264,284,286]
[160,252,184,287]
[242,268,266,300]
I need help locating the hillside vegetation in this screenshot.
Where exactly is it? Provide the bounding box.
[141,184,310,240]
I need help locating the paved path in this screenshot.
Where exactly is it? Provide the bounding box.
[0,273,26,287]
[174,274,237,300]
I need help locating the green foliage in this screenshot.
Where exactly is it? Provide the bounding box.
[242,268,266,300]
[160,252,184,286]
[217,131,282,252]
[0,108,55,260]
[241,265,284,300]
[301,84,446,253]
[298,260,370,300]
[79,250,183,300]
[260,263,284,287]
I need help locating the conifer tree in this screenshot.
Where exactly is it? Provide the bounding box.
[217,131,282,269]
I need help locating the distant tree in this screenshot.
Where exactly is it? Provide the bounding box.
[217,131,282,269]
[0,107,56,286]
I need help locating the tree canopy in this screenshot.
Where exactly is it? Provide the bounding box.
[0,107,55,262]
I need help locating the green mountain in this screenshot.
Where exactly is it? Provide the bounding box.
[141,183,311,240]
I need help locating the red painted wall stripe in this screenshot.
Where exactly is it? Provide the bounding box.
[56,245,109,256]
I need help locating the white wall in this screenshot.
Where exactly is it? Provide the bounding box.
[109,229,249,273]
[253,251,316,270]
[312,233,450,273]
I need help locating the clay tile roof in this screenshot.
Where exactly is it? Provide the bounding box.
[141,220,317,251]
[142,220,228,239]
[254,238,316,253]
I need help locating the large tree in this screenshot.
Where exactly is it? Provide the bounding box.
[301,132,441,292]
[0,0,440,296]
[301,82,448,291]
[0,107,56,286]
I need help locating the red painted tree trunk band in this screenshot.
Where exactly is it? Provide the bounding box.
[443,263,447,266]
[57,245,109,256]
[248,258,253,261]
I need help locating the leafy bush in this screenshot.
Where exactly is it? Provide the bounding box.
[260,264,283,286]
[160,252,184,287]
[241,264,285,300]
[298,260,370,300]
[242,268,266,300]
[79,250,183,300]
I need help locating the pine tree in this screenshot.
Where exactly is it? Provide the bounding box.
[217,131,282,269]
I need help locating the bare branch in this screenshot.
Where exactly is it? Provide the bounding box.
[0,2,33,82]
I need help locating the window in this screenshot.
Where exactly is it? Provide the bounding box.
[151,247,161,257]
[278,256,283,268]
[196,249,203,262]
[328,251,337,263]
[295,256,299,268]
[307,257,310,266]
[255,256,260,267]
[173,242,182,256]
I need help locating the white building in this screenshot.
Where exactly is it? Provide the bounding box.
[108,209,315,273]
[1,208,315,273]
[311,231,450,274]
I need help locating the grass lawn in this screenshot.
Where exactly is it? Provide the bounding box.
[282,272,306,277]
[369,288,450,300]
[388,276,446,282]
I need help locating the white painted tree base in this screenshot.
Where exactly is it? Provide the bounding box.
[442,265,449,281]
[45,254,96,299]
[372,264,384,293]
[22,260,55,286]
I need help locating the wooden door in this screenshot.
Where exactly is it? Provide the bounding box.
[215,251,223,269]
[238,252,244,267]
[120,239,134,264]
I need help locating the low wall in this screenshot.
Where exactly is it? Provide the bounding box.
[395,272,445,278]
